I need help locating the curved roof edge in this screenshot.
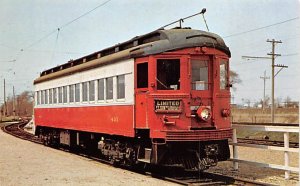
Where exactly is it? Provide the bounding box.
[35,28,230,84]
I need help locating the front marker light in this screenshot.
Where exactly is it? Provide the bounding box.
[196,106,211,122]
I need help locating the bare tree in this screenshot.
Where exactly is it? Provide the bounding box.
[230,70,242,91]
[0,91,34,117]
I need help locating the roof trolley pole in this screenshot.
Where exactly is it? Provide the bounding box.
[159,8,207,30]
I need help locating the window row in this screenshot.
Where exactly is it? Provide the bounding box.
[36,75,125,105]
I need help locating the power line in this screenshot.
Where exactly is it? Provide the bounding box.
[0,59,16,63]
[22,0,112,51]
[281,53,299,57]
[224,17,299,38]
[50,28,61,65]
[59,0,112,29]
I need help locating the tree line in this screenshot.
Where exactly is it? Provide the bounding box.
[0,91,34,118]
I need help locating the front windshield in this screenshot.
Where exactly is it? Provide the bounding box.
[156,59,180,90]
[191,59,209,90]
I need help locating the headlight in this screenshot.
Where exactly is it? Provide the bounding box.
[196,106,211,121]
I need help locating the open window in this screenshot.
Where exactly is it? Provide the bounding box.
[156,59,180,90]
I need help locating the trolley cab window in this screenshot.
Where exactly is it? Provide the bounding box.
[156,59,180,90]
[137,62,148,88]
[220,60,229,90]
[191,59,209,90]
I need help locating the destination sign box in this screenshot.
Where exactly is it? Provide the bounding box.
[154,100,181,113]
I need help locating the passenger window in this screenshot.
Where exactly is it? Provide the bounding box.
[137,63,148,88]
[36,91,40,105]
[156,59,180,90]
[117,75,125,99]
[58,87,63,103]
[220,61,228,90]
[63,86,68,103]
[75,83,80,102]
[82,82,88,102]
[191,60,209,90]
[53,88,57,104]
[98,79,104,101]
[41,90,45,105]
[89,81,95,101]
[49,89,52,104]
[106,77,113,100]
[69,85,74,103]
[45,90,48,104]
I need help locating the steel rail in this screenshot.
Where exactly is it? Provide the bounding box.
[232,122,299,127]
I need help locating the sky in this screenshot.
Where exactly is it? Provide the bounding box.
[0,0,299,105]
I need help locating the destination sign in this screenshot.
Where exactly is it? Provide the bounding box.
[155,100,181,113]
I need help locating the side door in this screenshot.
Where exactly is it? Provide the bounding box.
[135,57,149,129]
[213,57,231,128]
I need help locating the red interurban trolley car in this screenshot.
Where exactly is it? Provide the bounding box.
[34,28,232,171]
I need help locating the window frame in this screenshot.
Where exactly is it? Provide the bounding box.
[117,75,125,100]
[219,59,230,91]
[69,84,75,103]
[136,62,148,89]
[49,89,53,104]
[97,78,105,102]
[36,91,40,105]
[75,83,80,103]
[63,86,68,103]
[106,77,114,101]
[155,58,181,91]
[89,80,95,102]
[190,56,212,92]
[45,89,48,105]
[53,88,57,104]
[82,81,88,102]
[58,87,63,104]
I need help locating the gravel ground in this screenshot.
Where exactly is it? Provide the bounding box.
[208,146,299,185]
[0,128,177,186]
[1,124,299,185]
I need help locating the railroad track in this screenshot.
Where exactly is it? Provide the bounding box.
[1,122,42,144]
[233,122,299,127]
[236,138,299,148]
[148,170,275,185]
[2,122,275,186]
[233,122,299,148]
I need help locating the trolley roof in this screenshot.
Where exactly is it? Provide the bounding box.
[34,28,230,84]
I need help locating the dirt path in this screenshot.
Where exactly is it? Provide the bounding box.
[0,129,177,186]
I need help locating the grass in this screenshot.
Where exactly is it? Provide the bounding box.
[233,108,299,143]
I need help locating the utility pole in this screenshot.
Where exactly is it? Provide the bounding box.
[242,38,287,123]
[260,71,270,110]
[267,39,286,123]
[13,86,16,118]
[3,78,6,117]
